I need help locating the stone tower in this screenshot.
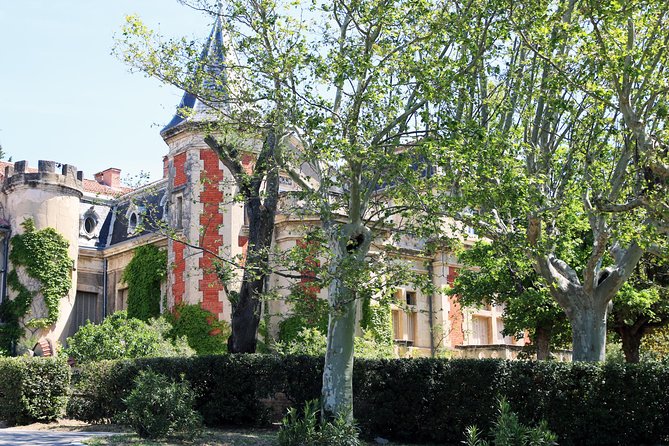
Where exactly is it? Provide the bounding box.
[160,13,248,322]
[1,160,83,349]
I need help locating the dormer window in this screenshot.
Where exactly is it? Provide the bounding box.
[128,212,138,234]
[126,205,145,236]
[80,208,100,239]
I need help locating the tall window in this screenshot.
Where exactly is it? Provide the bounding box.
[175,195,183,230]
[392,309,416,344]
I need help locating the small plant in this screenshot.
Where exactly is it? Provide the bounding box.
[464,398,557,446]
[278,400,361,446]
[121,369,202,440]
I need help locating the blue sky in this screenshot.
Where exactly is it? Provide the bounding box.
[0,1,213,182]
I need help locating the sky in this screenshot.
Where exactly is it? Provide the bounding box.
[0,1,214,182]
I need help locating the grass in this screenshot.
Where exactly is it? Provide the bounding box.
[84,428,277,446]
[83,428,420,446]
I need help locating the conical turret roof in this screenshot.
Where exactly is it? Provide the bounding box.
[161,12,231,136]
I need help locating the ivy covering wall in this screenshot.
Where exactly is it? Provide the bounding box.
[0,220,72,353]
[122,245,167,321]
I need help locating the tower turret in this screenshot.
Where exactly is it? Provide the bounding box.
[1,160,83,350]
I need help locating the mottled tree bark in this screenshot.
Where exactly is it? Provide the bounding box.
[206,132,279,353]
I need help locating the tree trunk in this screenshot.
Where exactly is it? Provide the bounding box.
[321,223,371,421]
[228,202,276,353]
[566,297,608,362]
[618,326,643,363]
[534,324,552,360]
[225,132,279,354]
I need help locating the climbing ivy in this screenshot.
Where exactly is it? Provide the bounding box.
[0,219,73,352]
[360,298,393,346]
[165,303,230,355]
[123,245,167,321]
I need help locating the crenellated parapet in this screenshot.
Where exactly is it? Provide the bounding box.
[2,160,84,198]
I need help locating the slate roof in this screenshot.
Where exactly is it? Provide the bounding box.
[161,12,231,135]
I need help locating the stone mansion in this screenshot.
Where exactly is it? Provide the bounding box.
[0,16,529,360]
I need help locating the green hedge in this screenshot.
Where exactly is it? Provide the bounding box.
[67,356,669,445]
[0,357,71,425]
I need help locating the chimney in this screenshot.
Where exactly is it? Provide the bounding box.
[94,168,121,188]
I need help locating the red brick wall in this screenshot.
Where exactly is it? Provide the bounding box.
[198,148,224,316]
[447,267,465,346]
[296,238,320,297]
[173,152,187,187]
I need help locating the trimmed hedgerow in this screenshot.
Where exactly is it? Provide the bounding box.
[0,357,70,425]
[67,356,669,445]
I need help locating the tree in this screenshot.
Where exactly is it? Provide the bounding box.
[120,0,499,421]
[451,241,571,360]
[609,256,669,362]
[119,7,289,353]
[429,0,669,361]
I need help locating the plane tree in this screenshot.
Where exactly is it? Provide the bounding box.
[121,0,507,420]
[427,0,669,361]
[450,241,571,360]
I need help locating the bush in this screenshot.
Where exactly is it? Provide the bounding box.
[63,311,193,363]
[274,328,394,359]
[165,304,230,355]
[67,354,286,425]
[278,400,361,446]
[0,357,70,425]
[464,398,557,446]
[121,369,202,440]
[66,355,669,445]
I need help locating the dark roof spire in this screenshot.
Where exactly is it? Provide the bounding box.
[161,8,230,135]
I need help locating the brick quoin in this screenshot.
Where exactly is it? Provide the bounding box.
[297,238,321,297]
[173,152,188,187]
[172,242,186,305]
[447,267,465,346]
[198,148,225,316]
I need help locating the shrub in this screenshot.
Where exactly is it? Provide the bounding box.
[165,304,230,355]
[0,357,70,425]
[278,400,361,446]
[275,327,327,356]
[464,398,557,446]
[63,311,193,363]
[67,354,285,425]
[66,355,669,445]
[274,328,394,359]
[121,369,202,440]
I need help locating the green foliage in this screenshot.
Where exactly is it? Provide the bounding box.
[122,245,167,321]
[275,327,327,357]
[274,327,394,359]
[0,220,72,351]
[65,355,669,445]
[642,325,669,360]
[0,357,70,425]
[278,400,361,446]
[360,300,393,347]
[165,304,230,356]
[452,241,571,351]
[353,331,394,359]
[464,398,557,446]
[121,369,202,440]
[63,311,193,363]
[279,288,329,344]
